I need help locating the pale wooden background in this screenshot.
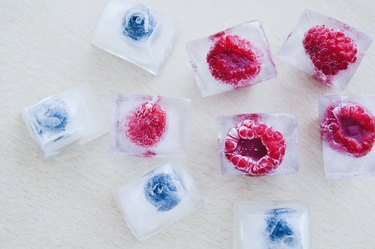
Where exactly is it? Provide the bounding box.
[1,0,375,248]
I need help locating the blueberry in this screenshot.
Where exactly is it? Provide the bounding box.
[34,100,69,134]
[144,173,181,212]
[265,208,297,247]
[122,6,156,41]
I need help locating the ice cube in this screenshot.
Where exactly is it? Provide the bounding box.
[114,162,204,241]
[319,94,375,179]
[186,20,277,97]
[279,9,372,89]
[217,113,298,177]
[92,0,176,75]
[22,84,107,159]
[234,202,309,249]
[111,93,191,157]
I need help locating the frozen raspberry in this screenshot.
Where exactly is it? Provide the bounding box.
[206,35,262,86]
[303,25,357,81]
[224,119,286,176]
[321,103,375,157]
[208,31,226,41]
[126,99,167,147]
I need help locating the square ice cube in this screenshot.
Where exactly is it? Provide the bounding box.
[22,84,107,159]
[217,113,298,177]
[114,162,204,240]
[234,202,309,249]
[319,94,375,179]
[111,93,191,157]
[92,0,176,75]
[279,9,372,89]
[186,20,277,97]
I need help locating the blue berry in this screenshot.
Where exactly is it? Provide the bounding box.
[34,100,69,134]
[265,208,297,247]
[122,6,156,41]
[144,173,181,212]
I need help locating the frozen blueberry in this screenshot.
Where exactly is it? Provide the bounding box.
[144,173,181,212]
[122,6,156,41]
[265,208,297,247]
[34,100,69,135]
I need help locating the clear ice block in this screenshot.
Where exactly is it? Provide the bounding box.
[319,94,375,179]
[92,0,176,75]
[186,20,277,97]
[217,113,298,177]
[22,84,107,159]
[279,9,372,89]
[114,162,204,241]
[111,93,191,157]
[234,202,309,249]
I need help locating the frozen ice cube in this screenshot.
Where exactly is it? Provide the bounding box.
[217,113,298,177]
[234,202,309,249]
[22,84,107,159]
[279,9,372,89]
[114,162,204,241]
[319,94,375,179]
[92,0,176,75]
[186,20,277,97]
[111,93,191,157]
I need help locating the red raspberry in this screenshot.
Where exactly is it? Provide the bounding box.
[206,35,262,86]
[303,25,357,81]
[126,98,167,147]
[224,119,286,176]
[321,103,375,157]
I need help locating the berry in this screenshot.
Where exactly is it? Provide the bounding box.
[122,6,156,41]
[126,99,167,147]
[144,173,181,212]
[321,103,375,157]
[224,119,286,176]
[206,35,262,86]
[303,25,357,81]
[35,100,69,134]
[266,208,297,246]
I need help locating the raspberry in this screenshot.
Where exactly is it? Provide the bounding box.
[321,103,375,157]
[126,98,167,147]
[206,35,262,86]
[303,25,357,81]
[224,119,286,176]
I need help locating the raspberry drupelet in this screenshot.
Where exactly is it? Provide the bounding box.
[321,103,375,157]
[303,25,357,83]
[224,119,286,176]
[206,35,262,86]
[126,98,167,147]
